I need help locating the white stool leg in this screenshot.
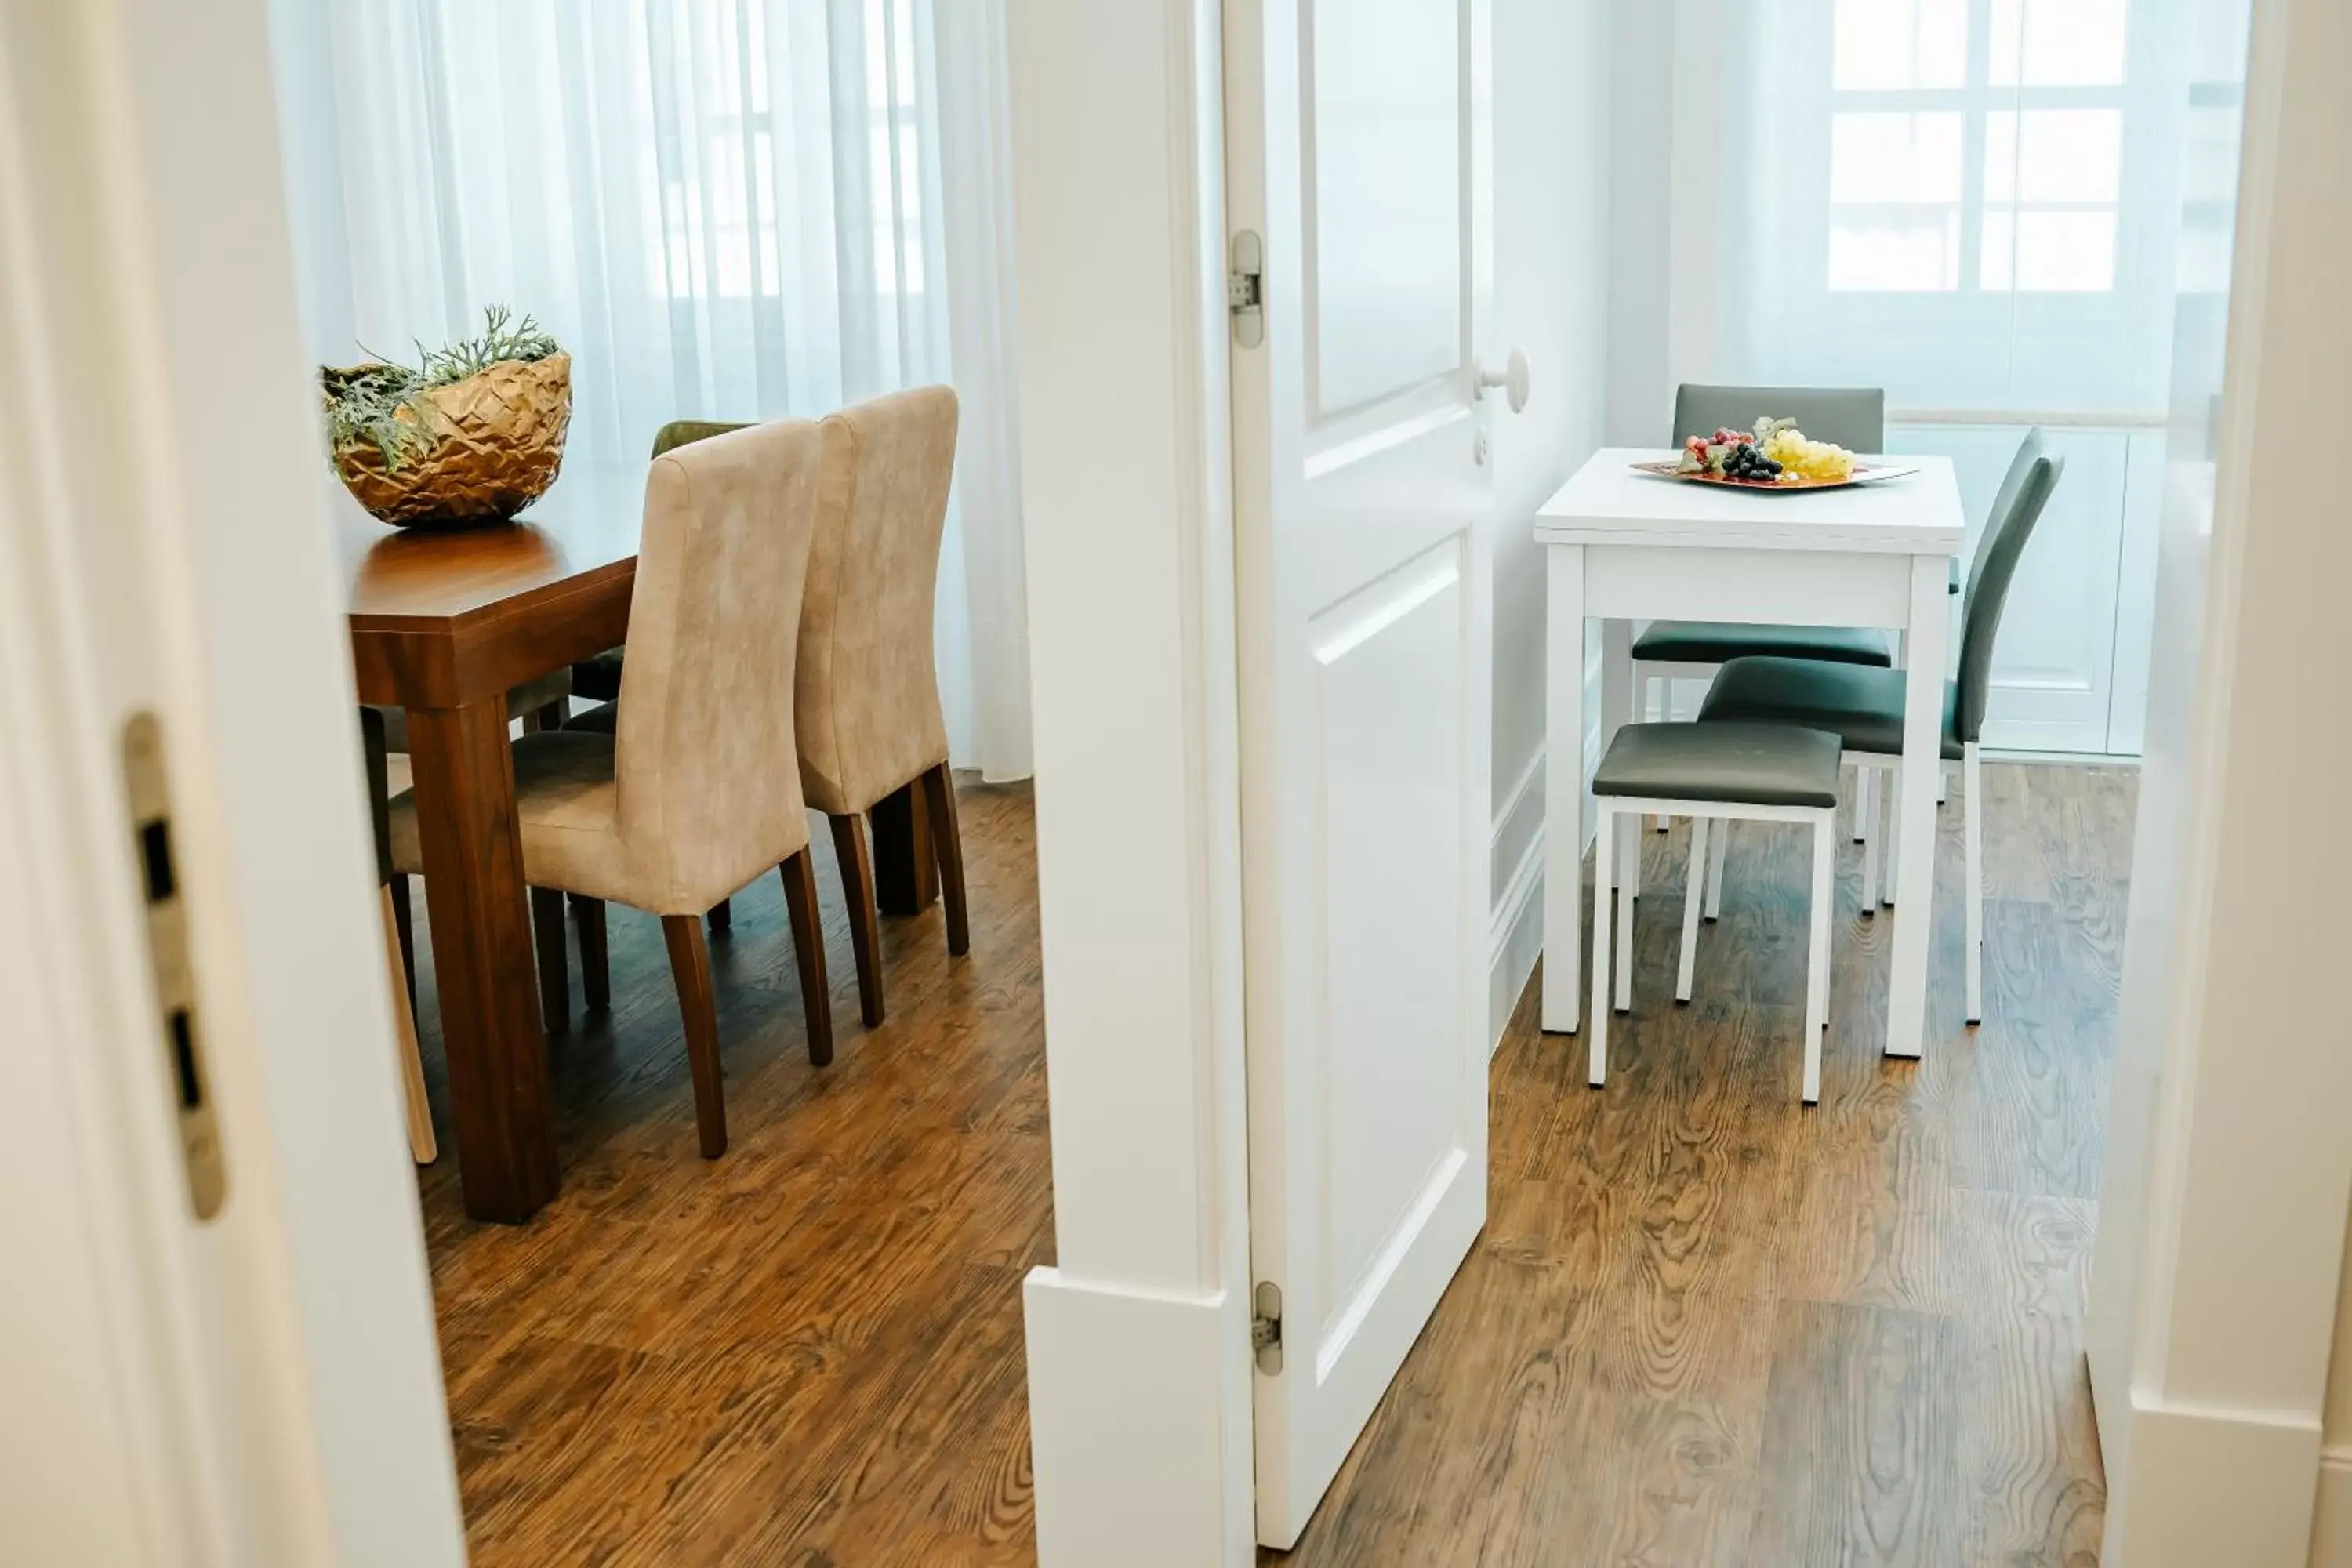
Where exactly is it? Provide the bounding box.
[1704,815,1727,920]
[1803,809,1832,1103]
[1881,767,1899,908]
[1677,817,1708,1002]
[1937,764,1950,807]
[1965,743,1984,1023]
[1589,805,1614,1085]
[1617,811,1642,902]
[1855,765,1875,844]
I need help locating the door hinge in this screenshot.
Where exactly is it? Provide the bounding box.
[122,711,227,1221]
[1228,230,1264,350]
[1252,1279,1283,1374]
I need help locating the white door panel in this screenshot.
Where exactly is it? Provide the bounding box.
[1229,0,1494,1547]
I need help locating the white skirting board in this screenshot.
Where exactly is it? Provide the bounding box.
[1489,750,1548,1050]
[2311,1450,2352,1566]
[1022,1269,1255,1567]
[2103,1397,2323,1568]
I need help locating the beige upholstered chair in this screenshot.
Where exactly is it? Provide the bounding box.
[389,418,836,1157]
[570,387,971,1029]
[795,385,969,1026]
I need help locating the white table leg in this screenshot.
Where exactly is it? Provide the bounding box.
[1885,554,1950,1059]
[1542,543,1587,1033]
[1602,619,1633,895]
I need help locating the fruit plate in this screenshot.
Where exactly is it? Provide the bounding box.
[1629,459,1919,492]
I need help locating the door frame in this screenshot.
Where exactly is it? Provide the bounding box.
[0,1,463,1564]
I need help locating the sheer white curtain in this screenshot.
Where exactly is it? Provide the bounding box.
[274,0,1032,781]
[1675,0,2194,413]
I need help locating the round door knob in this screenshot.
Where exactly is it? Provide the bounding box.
[1477,347,1531,414]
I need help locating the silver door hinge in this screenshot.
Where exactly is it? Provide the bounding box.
[122,712,227,1221]
[1229,230,1264,349]
[1252,1279,1283,1374]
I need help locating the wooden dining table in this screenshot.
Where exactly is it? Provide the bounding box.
[338,461,938,1222]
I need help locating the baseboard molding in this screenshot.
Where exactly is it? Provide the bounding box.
[1022,1268,1254,1568]
[2310,1446,2352,1567]
[1489,752,1546,1051]
[2107,1396,2323,1568]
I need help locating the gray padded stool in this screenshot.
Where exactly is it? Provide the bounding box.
[1588,720,1842,1103]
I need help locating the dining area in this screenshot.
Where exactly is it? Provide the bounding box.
[343,387,975,1223]
[1539,385,2063,1098]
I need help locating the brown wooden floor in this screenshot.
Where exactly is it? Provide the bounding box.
[1281,762,2128,1567]
[412,764,2129,1566]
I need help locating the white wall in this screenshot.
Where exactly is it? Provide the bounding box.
[1485,0,1611,1038]
[2082,0,2352,1561]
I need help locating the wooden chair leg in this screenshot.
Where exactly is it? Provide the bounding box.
[708,897,732,935]
[660,913,727,1158]
[531,887,569,1035]
[379,886,437,1163]
[922,762,971,956]
[779,851,836,1066]
[572,895,609,1011]
[829,812,887,1028]
[870,775,939,915]
[388,873,418,1009]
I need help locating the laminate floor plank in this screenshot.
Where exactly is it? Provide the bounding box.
[412,765,2125,1566]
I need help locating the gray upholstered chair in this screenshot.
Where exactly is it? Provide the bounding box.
[1587,720,1844,1103]
[1698,435,2063,1025]
[390,419,837,1158]
[1632,383,1895,710]
[572,387,969,1031]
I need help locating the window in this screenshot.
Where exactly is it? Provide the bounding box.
[1823,0,2130,298]
[1714,0,2185,412]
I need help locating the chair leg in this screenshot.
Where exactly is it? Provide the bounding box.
[1620,811,1642,902]
[660,913,727,1158]
[1676,817,1708,1003]
[379,886,437,1163]
[1613,833,1635,1014]
[922,762,971,956]
[531,887,569,1035]
[1855,765,1875,844]
[829,812,887,1028]
[1882,769,1899,908]
[1860,776,1881,912]
[1588,807,1613,1087]
[708,898,732,935]
[1649,678,1671,832]
[1803,811,1833,1104]
[524,701,567,733]
[1704,816,1727,921]
[389,873,417,1009]
[1937,764,1950,807]
[779,850,836,1066]
[573,895,609,1011]
[1965,743,1984,1024]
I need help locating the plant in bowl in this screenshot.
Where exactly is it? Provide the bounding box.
[322,306,572,528]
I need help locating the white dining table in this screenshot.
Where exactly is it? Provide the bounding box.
[1536,448,1966,1059]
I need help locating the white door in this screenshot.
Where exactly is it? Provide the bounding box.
[1223,0,1499,1545]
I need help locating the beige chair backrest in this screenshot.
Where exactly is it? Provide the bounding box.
[796,385,960,815]
[613,417,825,909]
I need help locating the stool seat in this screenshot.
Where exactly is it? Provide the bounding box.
[1592,721,1843,810]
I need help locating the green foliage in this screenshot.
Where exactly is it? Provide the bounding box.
[321,306,562,472]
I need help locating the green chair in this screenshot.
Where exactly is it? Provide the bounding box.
[1697,434,2063,1025]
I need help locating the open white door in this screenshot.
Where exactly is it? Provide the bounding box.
[1225,0,1498,1545]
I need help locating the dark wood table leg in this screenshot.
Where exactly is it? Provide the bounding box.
[870,774,939,916]
[406,698,559,1222]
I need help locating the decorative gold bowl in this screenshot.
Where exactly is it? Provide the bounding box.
[328,351,572,528]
